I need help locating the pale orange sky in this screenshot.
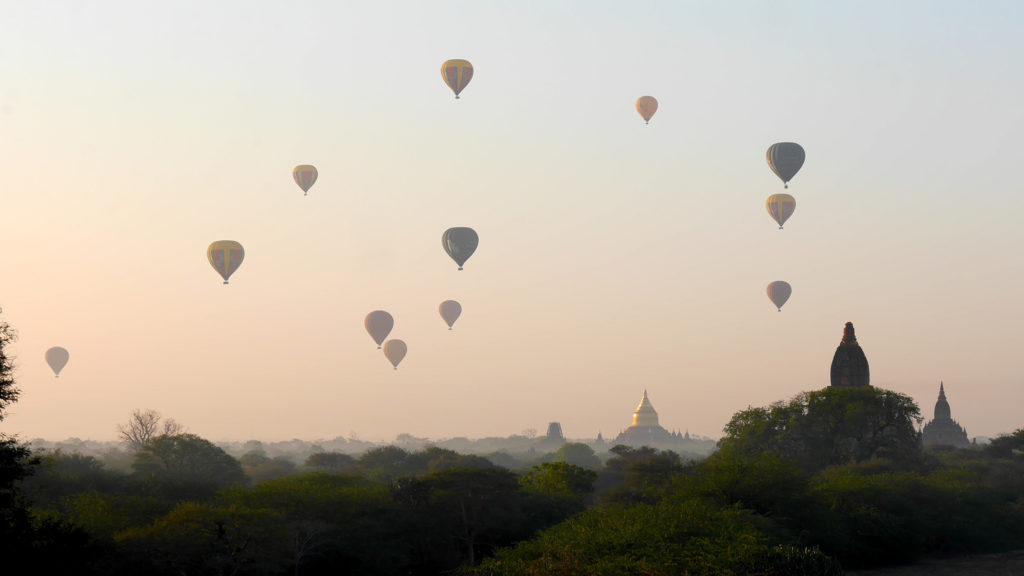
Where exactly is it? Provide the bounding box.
[1,1,1022,442]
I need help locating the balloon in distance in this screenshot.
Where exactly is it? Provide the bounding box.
[766,193,796,229]
[207,240,245,284]
[442,59,473,99]
[439,300,462,330]
[292,165,318,196]
[635,96,658,124]
[442,227,479,270]
[365,310,394,349]
[383,339,407,370]
[766,142,805,188]
[45,346,70,377]
[767,281,792,311]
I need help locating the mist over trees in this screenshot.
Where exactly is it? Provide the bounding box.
[5,315,1024,573]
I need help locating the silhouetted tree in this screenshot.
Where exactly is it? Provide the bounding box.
[118,409,184,451]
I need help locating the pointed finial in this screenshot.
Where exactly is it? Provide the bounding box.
[938,382,946,400]
[841,322,857,345]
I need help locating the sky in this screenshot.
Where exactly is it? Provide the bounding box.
[1,1,1023,443]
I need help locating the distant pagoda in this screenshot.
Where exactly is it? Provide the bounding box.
[613,390,679,447]
[922,383,970,448]
[830,322,870,387]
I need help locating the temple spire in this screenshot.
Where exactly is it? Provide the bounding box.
[830,322,870,387]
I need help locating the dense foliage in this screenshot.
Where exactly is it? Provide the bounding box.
[5,340,1024,576]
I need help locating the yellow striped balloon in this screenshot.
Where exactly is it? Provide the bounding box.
[765,193,796,229]
[207,240,245,285]
[766,281,792,311]
[766,142,805,188]
[442,59,473,99]
[636,96,658,124]
[292,165,318,196]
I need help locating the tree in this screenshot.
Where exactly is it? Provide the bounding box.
[132,434,246,498]
[718,386,923,475]
[118,409,184,451]
[0,312,17,416]
[553,442,601,470]
[304,451,356,472]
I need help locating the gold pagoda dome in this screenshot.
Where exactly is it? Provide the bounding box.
[632,390,660,428]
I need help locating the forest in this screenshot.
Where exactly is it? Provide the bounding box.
[3,319,1024,575]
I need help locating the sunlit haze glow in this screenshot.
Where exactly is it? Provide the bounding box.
[2,2,1022,442]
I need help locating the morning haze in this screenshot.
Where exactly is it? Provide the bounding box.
[1,1,1022,446]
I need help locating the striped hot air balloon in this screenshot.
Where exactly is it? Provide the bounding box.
[442,59,473,99]
[292,165,318,196]
[636,96,658,124]
[766,193,796,229]
[766,142,805,188]
[767,281,792,311]
[207,240,245,284]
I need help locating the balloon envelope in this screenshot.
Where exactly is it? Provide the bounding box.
[292,165,318,195]
[383,339,407,369]
[439,300,462,329]
[45,346,69,377]
[442,227,479,270]
[766,142,805,188]
[365,310,394,348]
[766,193,796,229]
[767,281,792,311]
[442,59,473,98]
[636,96,658,123]
[207,240,245,284]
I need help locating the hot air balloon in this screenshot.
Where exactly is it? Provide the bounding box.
[636,96,658,124]
[293,165,318,196]
[45,346,69,377]
[442,59,473,99]
[439,300,462,330]
[383,339,407,370]
[766,193,796,229]
[207,240,245,284]
[442,227,478,270]
[766,142,805,188]
[767,281,792,311]
[365,310,394,349]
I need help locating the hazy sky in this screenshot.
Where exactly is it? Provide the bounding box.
[2,1,1022,443]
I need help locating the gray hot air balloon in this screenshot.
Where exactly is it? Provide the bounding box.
[766,142,805,188]
[766,281,792,311]
[383,339,407,370]
[439,300,462,330]
[442,227,478,270]
[45,346,70,377]
[364,310,394,349]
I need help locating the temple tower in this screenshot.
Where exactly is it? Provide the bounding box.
[830,322,870,387]
[922,382,970,447]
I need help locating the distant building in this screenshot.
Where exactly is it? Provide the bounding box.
[922,383,970,448]
[613,390,684,447]
[533,421,566,451]
[830,322,870,387]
